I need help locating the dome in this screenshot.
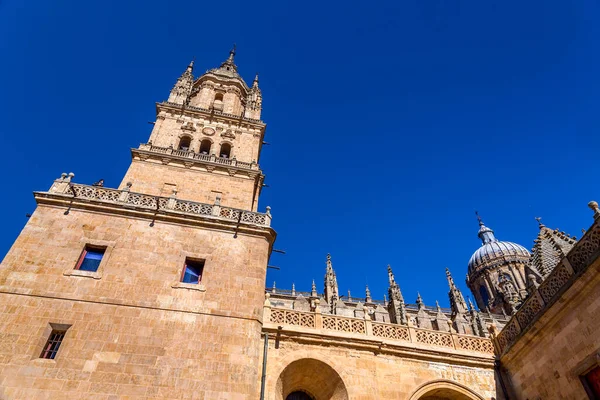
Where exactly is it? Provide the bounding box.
[467,215,531,274]
[468,240,531,273]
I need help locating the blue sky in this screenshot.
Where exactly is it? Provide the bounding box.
[0,0,598,308]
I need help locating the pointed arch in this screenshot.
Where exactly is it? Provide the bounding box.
[408,379,485,400]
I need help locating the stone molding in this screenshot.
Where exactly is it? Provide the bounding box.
[36,177,275,241]
[133,144,261,180]
[263,303,496,365]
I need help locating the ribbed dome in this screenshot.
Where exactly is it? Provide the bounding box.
[468,215,531,274]
[468,240,531,273]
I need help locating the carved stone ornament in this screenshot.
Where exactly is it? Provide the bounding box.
[221,129,236,139]
[205,165,216,172]
[183,162,194,169]
[202,127,215,136]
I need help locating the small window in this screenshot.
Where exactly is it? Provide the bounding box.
[181,259,205,284]
[75,245,106,272]
[583,365,600,399]
[213,93,224,111]
[200,139,212,155]
[219,143,232,158]
[214,93,224,102]
[40,329,67,359]
[178,136,191,151]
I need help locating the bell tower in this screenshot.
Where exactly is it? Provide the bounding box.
[123,46,266,211]
[0,49,275,399]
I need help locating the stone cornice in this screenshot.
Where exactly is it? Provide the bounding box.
[132,145,263,180]
[34,181,275,244]
[156,101,265,128]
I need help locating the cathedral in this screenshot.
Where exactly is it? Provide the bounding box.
[0,48,598,400]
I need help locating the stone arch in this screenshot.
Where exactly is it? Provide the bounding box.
[274,358,348,400]
[409,379,485,400]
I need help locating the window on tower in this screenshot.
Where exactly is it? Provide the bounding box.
[181,258,205,284]
[213,93,224,111]
[178,136,191,151]
[75,245,106,272]
[219,143,232,159]
[200,139,212,155]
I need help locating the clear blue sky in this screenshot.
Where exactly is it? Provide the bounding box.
[0,0,598,308]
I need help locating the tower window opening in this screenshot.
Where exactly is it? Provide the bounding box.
[75,245,106,272]
[200,139,212,155]
[178,136,191,151]
[582,365,600,398]
[181,258,205,284]
[220,143,232,159]
[213,93,224,111]
[40,328,69,359]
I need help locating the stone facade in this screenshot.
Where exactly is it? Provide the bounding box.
[0,48,598,400]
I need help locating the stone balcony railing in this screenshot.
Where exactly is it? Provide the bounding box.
[263,298,495,356]
[45,176,271,228]
[494,202,600,356]
[137,143,259,170]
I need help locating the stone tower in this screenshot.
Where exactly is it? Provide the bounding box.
[466,213,529,314]
[0,49,275,399]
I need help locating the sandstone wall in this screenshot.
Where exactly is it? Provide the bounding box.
[0,205,271,399]
[500,257,600,399]
[120,160,258,210]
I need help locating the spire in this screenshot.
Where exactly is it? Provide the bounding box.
[387,265,407,325]
[311,279,317,297]
[475,211,497,244]
[272,281,276,294]
[446,268,468,316]
[324,254,339,307]
[535,216,544,228]
[253,73,259,88]
[383,294,387,307]
[291,283,295,296]
[365,285,372,303]
[167,60,195,105]
[435,300,442,314]
[416,292,424,309]
[228,44,236,63]
[347,290,352,302]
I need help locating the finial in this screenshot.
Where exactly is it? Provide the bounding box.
[416,292,423,307]
[445,268,455,288]
[383,294,387,306]
[475,210,484,226]
[228,44,236,62]
[365,285,372,302]
[327,253,331,261]
[272,281,276,294]
[291,283,295,296]
[535,216,544,228]
[187,59,194,71]
[468,297,475,311]
[588,201,600,219]
[347,290,352,301]
[253,73,259,87]
[436,300,442,313]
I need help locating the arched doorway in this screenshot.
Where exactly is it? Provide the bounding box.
[286,391,314,400]
[276,358,348,400]
[409,380,484,400]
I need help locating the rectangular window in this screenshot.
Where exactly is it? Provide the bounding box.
[583,365,600,399]
[181,259,205,284]
[40,329,67,359]
[75,245,106,272]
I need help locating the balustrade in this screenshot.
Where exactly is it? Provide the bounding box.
[138,143,259,170]
[51,183,271,227]
[264,305,494,354]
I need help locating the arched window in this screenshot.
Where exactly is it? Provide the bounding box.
[178,136,191,151]
[213,93,224,111]
[199,139,212,155]
[479,285,490,307]
[219,143,231,158]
